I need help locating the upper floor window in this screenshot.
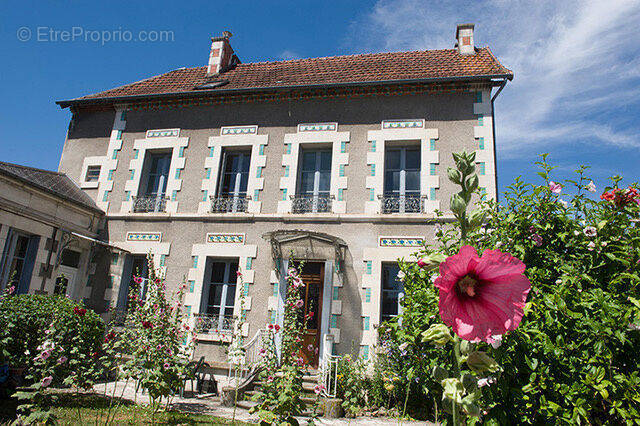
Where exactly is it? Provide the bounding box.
[381,263,404,322]
[198,259,238,333]
[212,149,251,213]
[134,151,171,213]
[382,145,421,213]
[294,148,332,213]
[85,165,101,182]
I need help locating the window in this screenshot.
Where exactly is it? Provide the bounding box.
[200,259,238,331]
[130,255,150,300]
[0,230,39,294]
[60,249,81,268]
[134,151,171,212]
[383,146,421,213]
[381,263,404,322]
[294,148,332,213]
[212,149,251,213]
[85,165,101,182]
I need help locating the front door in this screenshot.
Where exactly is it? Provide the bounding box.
[297,262,324,368]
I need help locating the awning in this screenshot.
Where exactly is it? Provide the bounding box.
[262,230,347,275]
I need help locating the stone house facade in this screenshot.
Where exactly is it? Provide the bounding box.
[54,24,512,366]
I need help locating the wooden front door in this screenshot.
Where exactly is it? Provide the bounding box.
[298,262,324,368]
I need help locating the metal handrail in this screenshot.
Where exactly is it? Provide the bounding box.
[320,333,340,398]
[209,195,251,213]
[132,193,169,213]
[377,194,427,214]
[290,194,334,213]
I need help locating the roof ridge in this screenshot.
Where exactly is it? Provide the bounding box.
[0,161,64,176]
[240,47,468,66]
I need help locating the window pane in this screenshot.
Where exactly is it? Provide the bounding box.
[228,262,239,280]
[405,171,420,191]
[15,236,30,259]
[211,262,226,283]
[225,285,237,306]
[319,171,331,192]
[405,148,421,169]
[385,171,400,192]
[382,291,399,318]
[85,166,101,182]
[239,172,249,192]
[386,149,401,169]
[240,153,251,173]
[320,151,332,170]
[221,173,236,195]
[60,250,81,268]
[302,152,316,171]
[382,264,403,292]
[300,172,315,193]
[208,284,223,306]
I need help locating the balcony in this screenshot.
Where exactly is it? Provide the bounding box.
[132,193,168,213]
[378,194,425,214]
[290,194,334,214]
[194,313,235,334]
[210,195,250,213]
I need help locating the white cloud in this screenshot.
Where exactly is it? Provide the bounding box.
[346,0,640,157]
[278,50,301,61]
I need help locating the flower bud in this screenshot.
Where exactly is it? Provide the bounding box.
[450,194,467,216]
[465,174,479,193]
[440,378,464,403]
[447,167,462,185]
[422,324,453,346]
[466,351,500,374]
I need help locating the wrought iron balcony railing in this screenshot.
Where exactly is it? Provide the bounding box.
[210,195,250,213]
[109,309,128,327]
[132,193,168,213]
[290,194,334,213]
[194,313,235,334]
[378,194,425,214]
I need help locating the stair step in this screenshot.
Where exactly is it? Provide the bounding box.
[236,400,258,410]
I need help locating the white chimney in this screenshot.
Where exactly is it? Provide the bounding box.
[207,30,234,76]
[455,23,475,55]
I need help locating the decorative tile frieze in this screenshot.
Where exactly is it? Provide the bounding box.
[379,236,425,247]
[297,122,337,132]
[278,124,350,214]
[126,232,162,242]
[206,233,245,244]
[382,119,425,129]
[221,125,258,135]
[146,128,180,138]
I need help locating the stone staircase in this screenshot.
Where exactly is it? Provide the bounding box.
[236,371,321,415]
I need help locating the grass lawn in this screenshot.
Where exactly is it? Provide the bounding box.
[0,392,250,425]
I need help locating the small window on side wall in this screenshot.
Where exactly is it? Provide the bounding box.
[85,165,101,182]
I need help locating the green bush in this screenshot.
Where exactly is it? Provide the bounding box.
[390,157,640,423]
[0,294,104,385]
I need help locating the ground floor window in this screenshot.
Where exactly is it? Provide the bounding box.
[200,259,238,331]
[381,263,404,322]
[0,229,39,294]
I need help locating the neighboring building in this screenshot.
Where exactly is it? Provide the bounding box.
[55,24,512,366]
[0,161,106,299]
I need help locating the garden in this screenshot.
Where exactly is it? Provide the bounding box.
[0,152,639,425]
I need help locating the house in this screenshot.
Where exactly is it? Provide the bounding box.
[0,161,106,299]
[54,24,512,367]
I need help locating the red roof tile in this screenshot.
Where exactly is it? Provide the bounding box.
[60,47,512,106]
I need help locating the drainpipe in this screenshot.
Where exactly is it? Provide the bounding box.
[40,227,58,292]
[491,78,508,203]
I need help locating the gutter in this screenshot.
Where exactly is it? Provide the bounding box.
[490,77,509,203]
[56,72,513,109]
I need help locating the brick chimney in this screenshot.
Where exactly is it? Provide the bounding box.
[207,31,235,76]
[455,23,475,55]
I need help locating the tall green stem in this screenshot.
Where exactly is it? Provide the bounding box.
[452,336,462,425]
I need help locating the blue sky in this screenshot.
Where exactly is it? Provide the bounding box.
[1,0,638,195]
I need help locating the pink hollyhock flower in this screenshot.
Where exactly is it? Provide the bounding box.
[236,270,243,278]
[307,344,314,351]
[314,384,325,395]
[57,356,68,364]
[434,245,531,343]
[548,181,562,194]
[295,299,304,308]
[417,259,427,268]
[7,286,15,295]
[41,376,53,388]
[267,323,274,330]
[274,324,280,332]
[133,276,143,285]
[163,362,170,369]
[530,233,543,247]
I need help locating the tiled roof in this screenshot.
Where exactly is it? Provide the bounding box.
[59,47,512,106]
[0,161,102,214]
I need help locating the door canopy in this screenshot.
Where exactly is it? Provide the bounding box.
[262,230,347,276]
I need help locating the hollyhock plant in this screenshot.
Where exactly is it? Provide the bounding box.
[434,245,531,343]
[549,181,562,194]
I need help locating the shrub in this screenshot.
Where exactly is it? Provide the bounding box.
[0,293,104,384]
[392,155,640,423]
